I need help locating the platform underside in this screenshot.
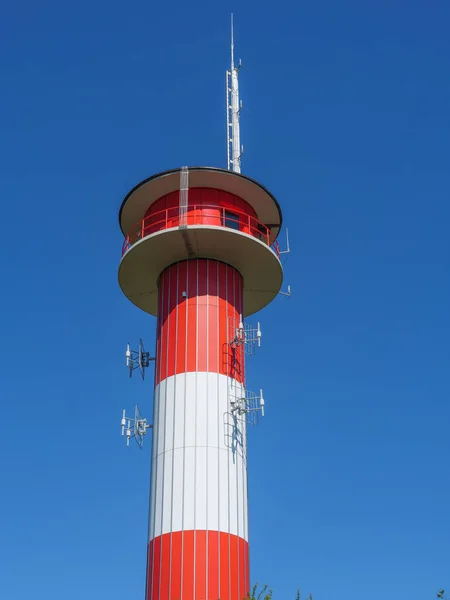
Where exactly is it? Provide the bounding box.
[118,226,283,317]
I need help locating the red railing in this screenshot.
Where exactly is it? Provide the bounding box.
[122,204,280,257]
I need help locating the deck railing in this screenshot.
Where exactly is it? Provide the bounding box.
[122,204,280,257]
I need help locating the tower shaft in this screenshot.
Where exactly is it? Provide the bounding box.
[146,259,249,600]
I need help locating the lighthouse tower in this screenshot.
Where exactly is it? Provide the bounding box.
[118,19,284,600]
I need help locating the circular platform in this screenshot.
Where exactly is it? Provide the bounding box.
[118,225,283,317]
[119,167,283,240]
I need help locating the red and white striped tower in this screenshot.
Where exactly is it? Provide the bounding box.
[118,17,284,600]
[118,166,283,599]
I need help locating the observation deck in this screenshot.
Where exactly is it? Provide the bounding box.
[118,167,283,317]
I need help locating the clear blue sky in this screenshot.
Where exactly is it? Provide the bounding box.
[1,1,449,598]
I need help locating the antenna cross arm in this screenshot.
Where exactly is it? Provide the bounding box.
[125,339,155,379]
[121,406,153,449]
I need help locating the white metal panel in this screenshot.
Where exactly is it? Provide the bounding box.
[207,446,219,531]
[173,374,185,451]
[229,446,238,536]
[243,459,249,541]
[164,375,175,452]
[195,446,208,530]
[183,446,196,531]
[155,378,165,457]
[153,453,164,540]
[171,448,184,532]
[148,458,156,540]
[218,447,229,533]
[184,374,196,449]
[218,373,230,452]
[162,450,173,535]
[154,372,237,454]
[196,372,208,447]
[207,372,219,449]
[148,381,161,540]
[236,451,245,539]
[150,372,249,540]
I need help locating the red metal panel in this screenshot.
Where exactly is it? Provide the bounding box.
[230,534,239,600]
[218,261,229,378]
[171,532,182,600]
[183,530,195,600]
[146,532,249,600]
[237,267,244,323]
[145,539,153,600]
[159,268,168,383]
[138,186,271,248]
[197,261,208,373]
[200,204,222,227]
[155,259,244,384]
[186,260,198,373]
[239,536,245,600]
[219,532,230,600]
[176,260,188,374]
[207,260,218,375]
[240,535,250,600]
[167,263,178,379]
[245,538,250,593]
[195,530,207,600]
[154,306,162,394]
[207,530,219,600]
[236,269,245,382]
[151,536,161,600]
[160,532,171,599]
[144,188,257,220]
[148,195,166,215]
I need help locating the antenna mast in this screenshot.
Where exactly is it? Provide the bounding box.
[226,14,242,173]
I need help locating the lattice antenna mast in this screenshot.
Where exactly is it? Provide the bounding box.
[226,14,242,173]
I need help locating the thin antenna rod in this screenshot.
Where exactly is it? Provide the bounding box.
[231,13,235,69]
[226,14,242,173]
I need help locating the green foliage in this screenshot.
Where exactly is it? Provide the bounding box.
[243,583,311,600]
[244,583,273,600]
[239,581,443,599]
